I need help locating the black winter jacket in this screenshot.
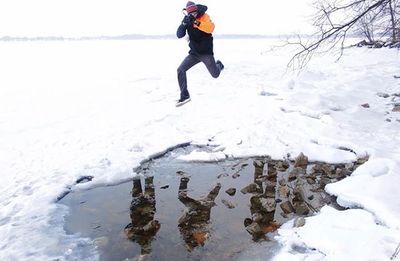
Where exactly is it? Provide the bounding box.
[176,5,214,55]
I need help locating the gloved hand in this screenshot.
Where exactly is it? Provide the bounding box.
[182,15,195,26]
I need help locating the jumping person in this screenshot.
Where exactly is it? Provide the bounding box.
[176,1,224,106]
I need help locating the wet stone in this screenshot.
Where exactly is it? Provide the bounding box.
[294,203,310,215]
[321,164,334,176]
[311,163,323,174]
[176,170,185,175]
[306,177,316,185]
[245,222,263,236]
[377,92,390,98]
[356,156,369,165]
[240,183,262,194]
[259,197,276,212]
[264,184,276,198]
[319,177,332,188]
[271,160,290,171]
[244,218,253,227]
[232,172,241,179]
[76,176,94,184]
[253,160,264,168]
[361,103,370,108]
[280,201,295,214]
[278,185,290,199]
[266,164,278,177]
[255,175,268,183]
[288,167,305,181]
[225,188,236,196]
[280,212,288,218]
[294,153,308,169]
[293,217,306,228]
[251,213,264,223]
[217,173,229,179]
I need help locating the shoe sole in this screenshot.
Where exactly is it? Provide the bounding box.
[176,98,191,107]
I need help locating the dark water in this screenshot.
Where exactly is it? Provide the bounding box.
[60,148,361,260]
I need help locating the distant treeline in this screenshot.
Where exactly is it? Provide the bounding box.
[0,34,328,42]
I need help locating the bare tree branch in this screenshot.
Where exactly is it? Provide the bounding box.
[286,0,395,70]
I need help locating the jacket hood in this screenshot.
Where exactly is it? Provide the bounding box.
[196,4,207,16]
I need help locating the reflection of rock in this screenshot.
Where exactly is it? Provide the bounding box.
[94,236,109,249]
[125,176,160,255]
[253,160,264,168]
[178,177,221,251]
[278,185,290,199]
[288,167,305,181]
[244,159,278,241]
[232,172,241,179]
[176,170,186,175]
[222,199,236,209]
[225,188,236,196]
[258,197,276,212]
[319,177,332,188]
[245,222,263,237]
[294,203,310,215]
[264,184,276,198]
[292,183,311,215]
[240,183,262,194]
[270,160,290,171]
[280,201,295,214]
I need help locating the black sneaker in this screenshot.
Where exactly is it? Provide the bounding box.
[176,97,191,107]
[216,60,224,71]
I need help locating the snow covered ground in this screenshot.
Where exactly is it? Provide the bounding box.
[0,38,399,260]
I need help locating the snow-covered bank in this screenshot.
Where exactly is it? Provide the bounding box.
[0,39,399,260]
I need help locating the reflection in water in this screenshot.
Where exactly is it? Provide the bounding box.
[244,160,278,241]
[61,150,363,260]
[178,176,221,251]
[124,176,160,255]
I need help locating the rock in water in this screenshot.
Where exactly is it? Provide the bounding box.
[293,217,306,227]
[240,183,262,194]
[225,188,236,196]
[294,153,308,169]
[280,201,295,214]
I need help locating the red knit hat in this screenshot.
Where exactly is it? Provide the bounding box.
[186,1,197,13]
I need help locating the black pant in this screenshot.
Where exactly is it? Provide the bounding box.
[177,54,222,100]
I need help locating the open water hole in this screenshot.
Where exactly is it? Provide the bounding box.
[60,147,362,260]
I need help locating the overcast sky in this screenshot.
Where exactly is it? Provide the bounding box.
[0,0,314,37]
